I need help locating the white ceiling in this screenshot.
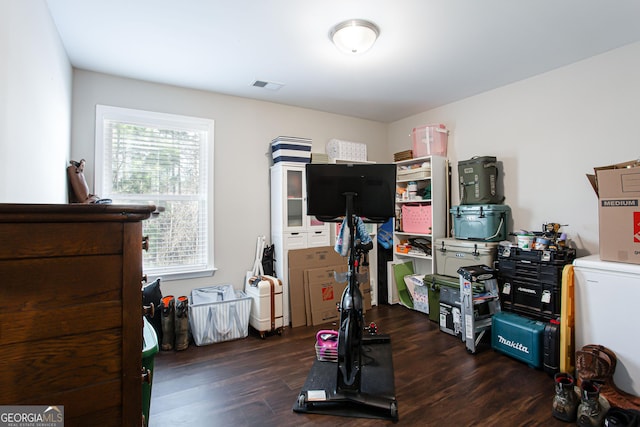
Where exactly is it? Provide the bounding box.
[46,0,640,123]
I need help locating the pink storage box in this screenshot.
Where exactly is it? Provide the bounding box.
[412,124,448,157]
[402,204,432,234]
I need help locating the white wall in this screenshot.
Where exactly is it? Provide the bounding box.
[71,70,388,296]
[389,41,640,258]
[0,0,72,203]
[6,1,639,292]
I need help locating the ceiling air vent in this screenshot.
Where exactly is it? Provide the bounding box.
[251,79,284,91]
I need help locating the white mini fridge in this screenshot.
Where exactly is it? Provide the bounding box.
[573,255,640,396]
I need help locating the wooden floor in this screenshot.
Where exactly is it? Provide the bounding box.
[148,304,566,427]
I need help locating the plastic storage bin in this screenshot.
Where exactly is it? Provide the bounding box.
[271,136,312,164]
[189,285,252,346]
[326,138,367,162]
[401,204,432,234]
[404,274,429,314]
[412,124,448,157]
[142,316,158,427]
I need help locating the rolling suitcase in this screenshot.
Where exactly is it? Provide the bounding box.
[245,275,284,338]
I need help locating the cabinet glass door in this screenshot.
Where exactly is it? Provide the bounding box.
[286,169,304,229]
[307,214,326,230]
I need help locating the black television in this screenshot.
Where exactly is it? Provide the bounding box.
[305,163,396,223]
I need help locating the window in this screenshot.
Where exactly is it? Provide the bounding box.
[95,105,214,279]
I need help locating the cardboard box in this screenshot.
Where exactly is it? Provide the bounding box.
[594,162,640,264]
[288,247,346,327]
[586,160,639,197]
[306,264,348,326]
[359,265,372,311]
[439,302,462,338]
[304,264,372,326]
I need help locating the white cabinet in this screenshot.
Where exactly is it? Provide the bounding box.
[270,164,328,234]
[270,162,330,325]
[392,156,448,276]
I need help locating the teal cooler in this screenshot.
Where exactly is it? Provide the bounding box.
[142,317,159,426]
[450,204,511,242]
[491,312,544,368]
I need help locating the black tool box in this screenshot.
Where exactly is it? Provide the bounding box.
[496,246,575,321]
[497,245,576,264]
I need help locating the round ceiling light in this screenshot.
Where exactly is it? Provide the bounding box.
[330,19,380,55]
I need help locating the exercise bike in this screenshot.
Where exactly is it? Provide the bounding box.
[295,179,398,421]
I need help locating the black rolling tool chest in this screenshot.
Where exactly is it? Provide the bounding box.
[495,245,576,321]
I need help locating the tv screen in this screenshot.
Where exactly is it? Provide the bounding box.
[305,163,396,222]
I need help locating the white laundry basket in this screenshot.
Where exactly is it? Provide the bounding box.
[189,285,251,346]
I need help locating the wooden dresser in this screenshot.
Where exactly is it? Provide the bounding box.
[0,203,155,426]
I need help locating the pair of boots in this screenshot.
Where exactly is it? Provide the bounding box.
[552,372,610,425]
[576,345,640,411]
[160,295,189,351]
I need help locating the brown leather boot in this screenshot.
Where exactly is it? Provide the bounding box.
[576,344,640,411]
[67,159,100,203]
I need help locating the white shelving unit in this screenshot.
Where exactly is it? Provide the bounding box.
[392,156,448,276]
[270,162,330,326]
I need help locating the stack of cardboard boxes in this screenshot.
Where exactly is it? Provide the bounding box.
[288,246,372,327]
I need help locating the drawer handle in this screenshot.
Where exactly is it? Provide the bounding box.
[142,236,150,251]
[141,367,152,384]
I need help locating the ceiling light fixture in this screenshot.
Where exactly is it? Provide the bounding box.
[330,19,380,55]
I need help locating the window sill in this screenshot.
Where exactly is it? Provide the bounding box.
[145,267,217,282]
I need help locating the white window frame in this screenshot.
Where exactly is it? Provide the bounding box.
[95,104,215,280]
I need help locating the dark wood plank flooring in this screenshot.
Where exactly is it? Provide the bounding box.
[149,304,565,426]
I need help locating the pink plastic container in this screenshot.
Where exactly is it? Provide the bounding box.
[402,204,432,234]
[412,124,448,157]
